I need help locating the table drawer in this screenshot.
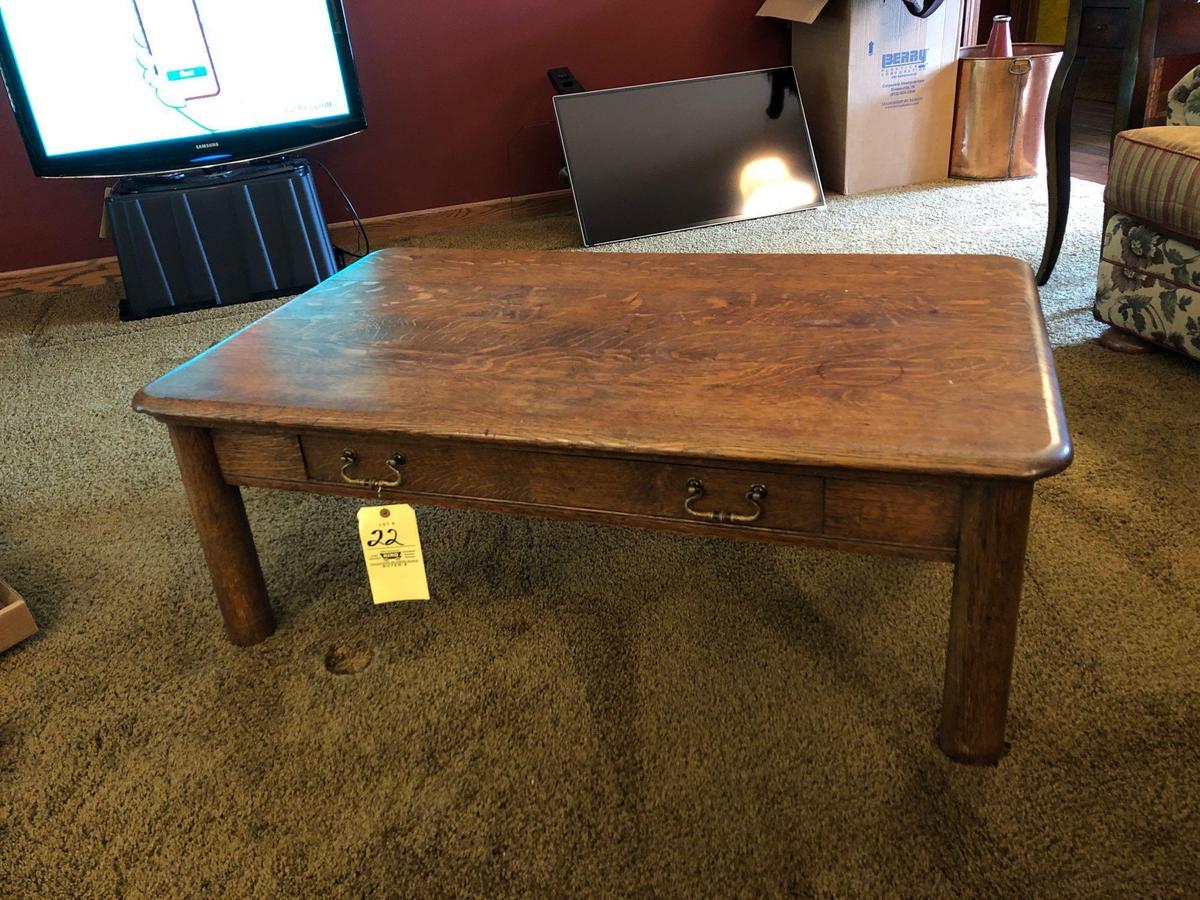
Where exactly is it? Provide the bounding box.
[212,429,961,554]
[298,433,824,535]
[1079,7,1128,48]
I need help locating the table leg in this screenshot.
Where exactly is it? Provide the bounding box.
[169,424,275,646]
[1036,48,1086,287]
[939,480,1033,764]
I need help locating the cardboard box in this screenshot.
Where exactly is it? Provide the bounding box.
[759,0,964,194]
[1,578,37,653]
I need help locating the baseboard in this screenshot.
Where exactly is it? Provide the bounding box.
[0,189,575,300]
[0,255,124,301]
[329,188,572,238]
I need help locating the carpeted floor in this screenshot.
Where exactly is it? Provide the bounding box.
[1,178,1197,896]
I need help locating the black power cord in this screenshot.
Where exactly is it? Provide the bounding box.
[310,156,371,268]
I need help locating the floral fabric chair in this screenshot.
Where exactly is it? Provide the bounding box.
[1095,65,1200,360]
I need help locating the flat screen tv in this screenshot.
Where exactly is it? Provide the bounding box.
[0,0,365,177]
[554,67,824,246]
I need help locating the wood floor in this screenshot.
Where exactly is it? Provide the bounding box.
[1071,99,1115,185]
[0,105,1117,297]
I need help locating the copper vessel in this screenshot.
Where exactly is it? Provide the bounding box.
[951,43,1062,180]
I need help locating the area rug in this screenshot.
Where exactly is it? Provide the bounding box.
[1,177,1197,896]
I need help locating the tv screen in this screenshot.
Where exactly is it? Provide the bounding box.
[0,0,365,177]
[554,67,824,246]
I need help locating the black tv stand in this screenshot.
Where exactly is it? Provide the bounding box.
[108,157,338,320]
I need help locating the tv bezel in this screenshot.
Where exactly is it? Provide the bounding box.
[0,0,367,178]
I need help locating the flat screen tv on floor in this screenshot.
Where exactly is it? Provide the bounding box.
[0,0,365,177]
[554,66,825,246]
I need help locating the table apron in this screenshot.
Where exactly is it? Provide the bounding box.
[210,428,965,562]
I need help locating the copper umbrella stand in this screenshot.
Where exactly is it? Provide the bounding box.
[951,43,1063,180]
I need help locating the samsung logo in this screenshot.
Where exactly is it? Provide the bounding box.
[195,141,220,150]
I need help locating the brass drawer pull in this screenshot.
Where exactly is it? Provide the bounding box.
[340,448,406,492]
[684,477,767,524]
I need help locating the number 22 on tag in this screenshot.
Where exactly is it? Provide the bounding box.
[357,505,430,604]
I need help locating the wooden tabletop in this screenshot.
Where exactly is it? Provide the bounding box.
[134,248,1071,479]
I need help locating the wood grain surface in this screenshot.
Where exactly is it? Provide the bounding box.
[169,425,275,646]
[939,480,1035,763]
[135,248,1070,480]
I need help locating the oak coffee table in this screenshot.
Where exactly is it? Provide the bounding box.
[134,248,1071,764]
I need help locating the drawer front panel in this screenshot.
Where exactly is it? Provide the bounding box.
[213,430,307,482]
[212,429,964,555]
[299,433,824,534]
[823,479,961,551]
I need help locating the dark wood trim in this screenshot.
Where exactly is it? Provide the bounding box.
[335,189,572,244]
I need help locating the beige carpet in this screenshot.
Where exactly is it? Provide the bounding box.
[1,178,1197,896]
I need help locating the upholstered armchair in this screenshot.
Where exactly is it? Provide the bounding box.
[1094,65,1200,360]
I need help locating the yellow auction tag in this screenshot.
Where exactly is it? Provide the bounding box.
[357,505,429,604]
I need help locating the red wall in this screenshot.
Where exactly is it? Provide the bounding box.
[0,0,787,273]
